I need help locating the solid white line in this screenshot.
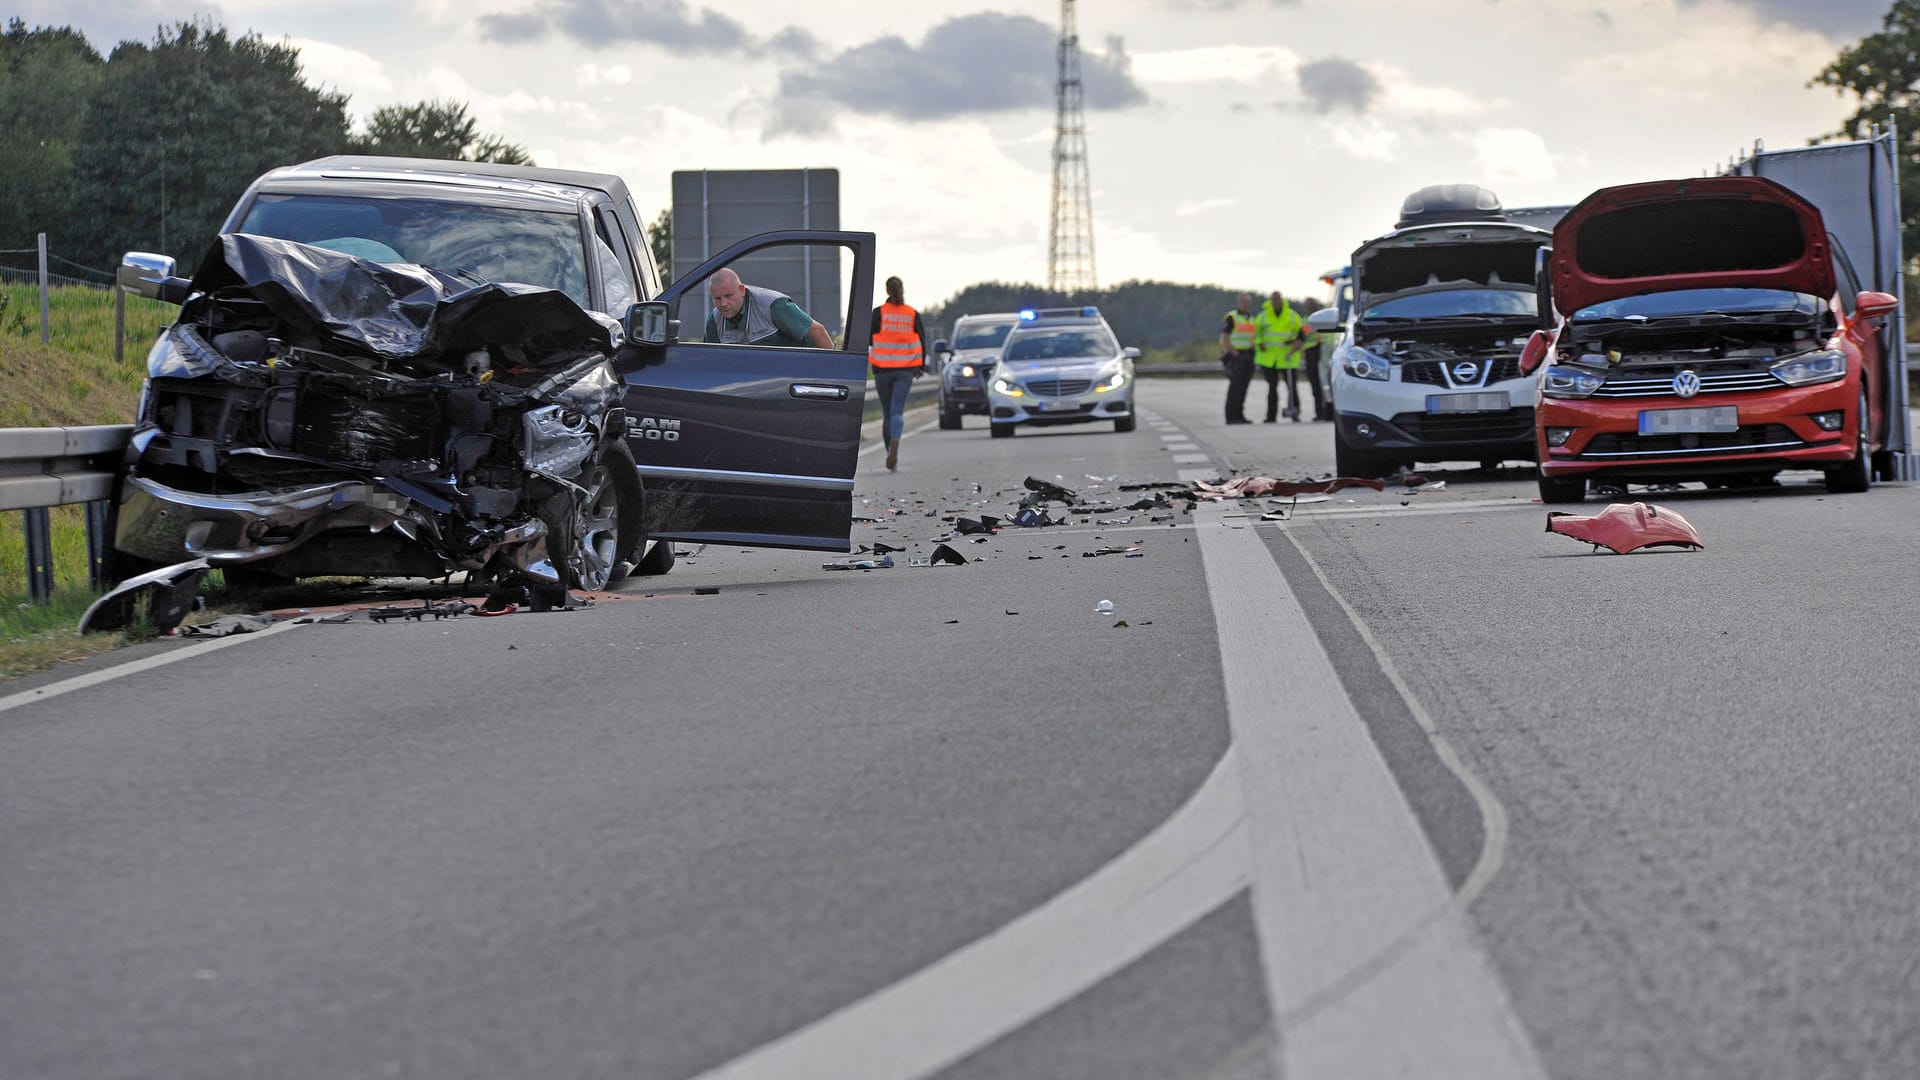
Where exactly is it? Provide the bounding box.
[1159,433,1186,441]
[1172,453,1211,463]
[686,753,1251,1080]
[0,619,307,716]
[1192,502,1545,1079]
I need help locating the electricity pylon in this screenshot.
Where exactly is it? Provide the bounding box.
[1047,0,1097,293]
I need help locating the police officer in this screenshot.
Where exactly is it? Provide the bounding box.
[1254,290,1309,422]
[1219,292,1257,424]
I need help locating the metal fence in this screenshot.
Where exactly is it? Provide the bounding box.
[0,425,128,601]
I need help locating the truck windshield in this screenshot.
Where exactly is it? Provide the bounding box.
[236,193,590,308]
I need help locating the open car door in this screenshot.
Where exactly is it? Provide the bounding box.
[618,229,875,551]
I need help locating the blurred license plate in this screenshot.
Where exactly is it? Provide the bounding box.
[1426,392,1507,414]
[1639,406,1737,434]
[1034,400,1075,412]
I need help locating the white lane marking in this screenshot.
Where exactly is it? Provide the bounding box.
[1193,502,1545,1079]
[1165,443,1201,453]
[687,753,1252,1080]
[0,619,307,716]
[1159,433,1186,441]
[1173,453,1212,463]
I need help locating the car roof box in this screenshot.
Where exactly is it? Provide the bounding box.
[1396,184,1506,228]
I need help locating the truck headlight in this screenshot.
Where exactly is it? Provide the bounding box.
[1770,349,1845,386]
[1341,348,1389,381]
[1542,365,1605,399]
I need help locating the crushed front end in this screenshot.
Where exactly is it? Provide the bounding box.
[115,234,625,585]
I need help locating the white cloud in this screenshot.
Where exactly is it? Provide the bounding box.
[578,64,633,90]
[1175,197,1235,217]
[285,36,393,102]
[1130,45,1300,85]
[1466,128,1558,185]
[1328,120,1401,163]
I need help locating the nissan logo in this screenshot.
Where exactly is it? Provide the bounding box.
[1451,361,1480,384]
[1673,370,1701,398]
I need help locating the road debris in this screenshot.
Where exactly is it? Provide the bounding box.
[1546,502,1704,554]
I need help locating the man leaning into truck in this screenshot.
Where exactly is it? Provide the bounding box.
[703,267,833,348]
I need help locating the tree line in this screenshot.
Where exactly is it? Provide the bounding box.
[922,280,1320,354]
[0,18,529,276]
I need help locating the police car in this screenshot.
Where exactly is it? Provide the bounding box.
[984,307,1138,437]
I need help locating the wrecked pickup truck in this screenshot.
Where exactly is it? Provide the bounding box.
[112,156,876,599]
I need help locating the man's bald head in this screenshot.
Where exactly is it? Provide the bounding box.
[710,268,745,319]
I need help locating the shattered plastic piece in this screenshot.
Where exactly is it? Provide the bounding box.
[1022,476,1078,502]
[1124,552,1144,558]
[1125,495,1172,511]
[1095,599,1115,613]
[1082,546,1141,557]
[1190,475,1385,500]
[1113,620,1129,628]
[1096,515,1135,525]
[824,554,894,570]
[79,558,211,634]
[954,517,996,535]
[871,541,904,554]
[1012,506,1054,527]
[694,586,721,595]
[1546,502,1704,554]
[930,543,969,565]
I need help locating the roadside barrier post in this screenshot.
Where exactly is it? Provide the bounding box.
[37,233,50,345]
[24,507,54,602]
[85,501,113,591]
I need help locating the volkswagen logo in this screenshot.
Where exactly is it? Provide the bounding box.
[1451,361,1480,384]
[1672,370,1701,398]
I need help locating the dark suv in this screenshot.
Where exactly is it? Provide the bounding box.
[933,312,1018,429]
[116,156,877,590]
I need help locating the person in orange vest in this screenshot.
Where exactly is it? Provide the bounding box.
[1218,292,1257,424]
[868,275,928,470]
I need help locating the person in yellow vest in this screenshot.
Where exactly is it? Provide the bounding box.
[1218,292,1257,424]
[1254,290,1311,422]
[868,275,928,470]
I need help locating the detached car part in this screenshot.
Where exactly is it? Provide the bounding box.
[1545,502,1704,554]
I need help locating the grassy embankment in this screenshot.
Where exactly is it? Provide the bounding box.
[0,282,174,677]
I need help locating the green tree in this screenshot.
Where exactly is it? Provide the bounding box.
[1811,0,1920,259]
[649,207,672,285]
[0,20,105,259]
[67,20,353,269]
[354,98,531,164]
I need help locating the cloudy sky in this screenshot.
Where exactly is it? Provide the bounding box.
[26,0,1895,307]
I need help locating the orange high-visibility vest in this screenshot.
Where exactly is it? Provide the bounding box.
[869,302,924,369]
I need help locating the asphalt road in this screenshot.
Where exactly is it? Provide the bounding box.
[3,375,1917,1079]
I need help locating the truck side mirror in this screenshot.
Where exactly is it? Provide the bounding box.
[1519,329,1552,376]
[623,300,674,345]
[119,252,190,305]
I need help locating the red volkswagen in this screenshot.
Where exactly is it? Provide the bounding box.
[1522,176,1898,503]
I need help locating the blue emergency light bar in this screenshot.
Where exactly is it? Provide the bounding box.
[1019,306,1101,321]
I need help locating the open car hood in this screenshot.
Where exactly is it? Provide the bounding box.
[187,232,614,367]
[1549,176,1832,315]
[1352,222,1547,314]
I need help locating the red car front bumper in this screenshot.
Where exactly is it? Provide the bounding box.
[1535,377,1859,481]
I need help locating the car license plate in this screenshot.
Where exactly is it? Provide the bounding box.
[1034,400,1073,412]
[1639,406,1737,435]
[1426,392,1507,414]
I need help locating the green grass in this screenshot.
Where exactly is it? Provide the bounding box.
[0,283,179,679]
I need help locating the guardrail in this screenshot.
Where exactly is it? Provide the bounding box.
[1,425,129,601]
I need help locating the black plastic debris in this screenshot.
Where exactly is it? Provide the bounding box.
[1082,546,1141,557]
[77,558,211,634]
[1126,494,1172,511]
[694,586,721,595]
[482,584,528,612]
[872,541,904,554]
[954,517,996,535]
[930,543,969,565]
[1012,506,1053,527]
[1023,476,1078,502]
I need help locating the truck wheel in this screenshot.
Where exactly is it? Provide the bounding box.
[1537,472,1587,504]
[545,454,621,590]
